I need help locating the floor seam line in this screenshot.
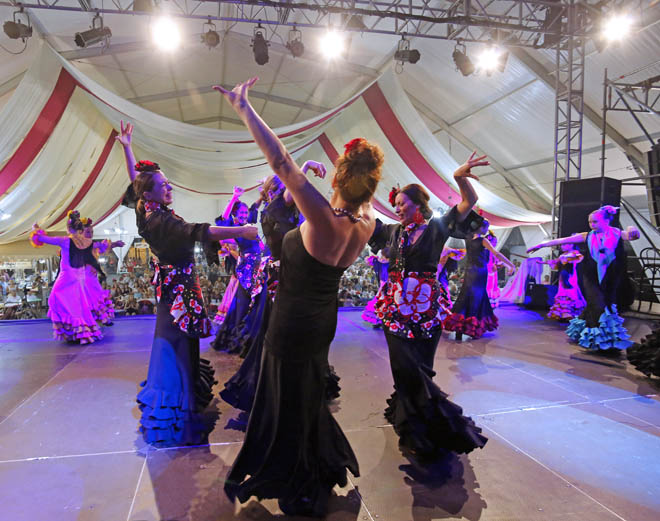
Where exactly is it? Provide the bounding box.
[347,474,376,521]
[125,453,148,521]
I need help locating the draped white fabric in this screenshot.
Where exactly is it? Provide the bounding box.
[0,43,550,247]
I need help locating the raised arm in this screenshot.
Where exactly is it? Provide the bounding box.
[455,151,490,222]
[214,79,334,229]
[115,121,137,182]
[208,225,258,242]
[222,186,244,221]
[622,226,640,241]
[30,227,69,248]
[483,239,515,274]
[527,232,587,254]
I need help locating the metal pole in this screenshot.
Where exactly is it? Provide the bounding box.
[600,67,607,205]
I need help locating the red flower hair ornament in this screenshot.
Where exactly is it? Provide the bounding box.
[389,186,400,208]
[344,138,364,154]
[135,160,160,172]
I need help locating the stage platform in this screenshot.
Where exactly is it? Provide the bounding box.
[1,306,659,521]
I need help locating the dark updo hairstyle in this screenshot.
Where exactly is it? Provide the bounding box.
[230,200,249,217]
[334,138,384,207]
[67,210,84,233]
[399,184,433,219]
[591,204,618,222]
[132,160,161,214]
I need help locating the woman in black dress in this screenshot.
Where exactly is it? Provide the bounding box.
[444,221,515,340]
[215,78,383,517]
[371,167,491,461]
[115,121,258,446]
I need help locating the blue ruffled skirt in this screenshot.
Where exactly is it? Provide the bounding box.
[566,305,632,351]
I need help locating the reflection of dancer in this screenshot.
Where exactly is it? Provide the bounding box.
[528,205,639,352]
[543,245,585,321]
[217,78,382,517]
[116,121,257,445]
[211,190,268,356]
[485,232,502,307]
[444,221,515,341]
[361,250,389,326]
[30,212,103,344]
[82,219,124,326]
[370,158,490,461]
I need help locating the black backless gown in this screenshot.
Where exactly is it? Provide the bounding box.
[224,228,358,517]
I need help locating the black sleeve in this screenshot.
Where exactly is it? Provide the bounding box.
[203,240,221,266]
[149,212,210,244]
[248,203,260,224]
[369,219,399,254]
[439,206,485,240]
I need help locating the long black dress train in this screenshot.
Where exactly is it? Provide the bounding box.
[371,207,488,459]
[220,195,340,413]
[224,228,358,517]
[123,186,217,446]
[444,236,499,339]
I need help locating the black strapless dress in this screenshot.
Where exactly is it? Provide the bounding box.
[224,228,358,517]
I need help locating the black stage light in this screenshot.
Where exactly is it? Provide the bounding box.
[252,24,269,65]
[74,14,111,48]
[3,10,32,41]
[452,42,474,76]
[201,18,220,49]
[286,26,304,58]
[394,49,421,64]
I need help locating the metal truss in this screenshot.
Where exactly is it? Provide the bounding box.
[1,0,608,47]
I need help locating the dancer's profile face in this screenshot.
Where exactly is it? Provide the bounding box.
[144,172,173,206]
[394,192,417,225]
[588,211,608,232]
[83,227,93,239]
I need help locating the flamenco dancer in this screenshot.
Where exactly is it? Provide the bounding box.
[361,249,389,326]
[544,244,586,321]
[370,170,490,462]
[216,78,382,517]
[211,190,268,356]
[527,205,639,353]
[221,169,345,413]
[116,121,257,445]
[628,328,660,378]
[437,245,465,308]
[485,232,502,308]
[445,220,515,341]
[30,211,103,344]
[82,219,124,326]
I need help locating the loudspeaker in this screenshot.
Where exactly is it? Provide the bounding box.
[558,177,621,237]
[524,283,558,310]
[647,143,660,226]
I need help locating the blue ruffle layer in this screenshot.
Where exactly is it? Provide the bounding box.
[566,306,632,351]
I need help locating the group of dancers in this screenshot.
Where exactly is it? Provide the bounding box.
[30,211,123,344]
[30,75,656,517]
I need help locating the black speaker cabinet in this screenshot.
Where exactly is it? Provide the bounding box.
[524,283,558,310]
[558,177,621,237]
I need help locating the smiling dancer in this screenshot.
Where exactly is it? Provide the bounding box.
[116,121,258,446]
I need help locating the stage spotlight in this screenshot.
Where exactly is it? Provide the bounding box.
[286,25,304,58]
[320,29,345,60]
[252,24,269,65]
[603,13,632,42]
[201,18,220,49]
[133,0,153,13]
[152,16,181,52]
[452,42,474,77]
[3,9,32,41]
[476,46,508,74]
[394,36,421,65]
[74,14,111,48]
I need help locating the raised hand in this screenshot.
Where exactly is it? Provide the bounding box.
[116,120,133,147]
[506,265,516,276]
[213,78,258,113]
[454,151,489,180]
[113,240,126,248]
[301,160,327,179]
[233,186,245,198]
[626,226,640,240]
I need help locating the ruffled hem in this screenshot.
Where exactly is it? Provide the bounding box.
[566,307,631,350]
[627,328,660,377]
[325,365,341,401]
[137,358,217,446]
[91,296,115,324]
[443,313,498,339]
[50,317,103,344]
[361,297,380,324]
[547,295,585,321]
[384,385,487,457]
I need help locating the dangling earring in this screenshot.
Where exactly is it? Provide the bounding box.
[413,208,425,225]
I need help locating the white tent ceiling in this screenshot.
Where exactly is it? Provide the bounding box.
[0,1,658,243]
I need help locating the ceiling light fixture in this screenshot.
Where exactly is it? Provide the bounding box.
[74,13,111,48]
[252,23,269,65]
[3,8,32,42]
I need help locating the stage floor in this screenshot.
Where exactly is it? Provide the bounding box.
[1,306,659,521]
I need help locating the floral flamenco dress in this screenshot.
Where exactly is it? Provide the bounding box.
[547,252,586,321]
[84,240,115,325]
[444,237,499,339]
[31,230,103,344]
[370,207,488,458]
[123,187,216,446]
[566,228,632,351]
